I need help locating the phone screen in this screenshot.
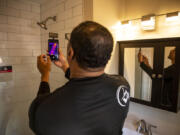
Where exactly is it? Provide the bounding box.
[48,39,59,60]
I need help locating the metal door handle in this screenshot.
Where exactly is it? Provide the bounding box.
[157,74,163,79]
[151,74,156,79]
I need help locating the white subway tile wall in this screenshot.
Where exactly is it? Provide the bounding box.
[0,32,7,40]
[73,5,82,17]
[7,0,31,12]
[0,0,41,135]
[0,14,7,23]
[0,0,84,134]
[41,0,83,90]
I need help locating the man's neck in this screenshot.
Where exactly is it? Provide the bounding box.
[69,62,105,79]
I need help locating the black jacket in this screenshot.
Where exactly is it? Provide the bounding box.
[29,69,130,135]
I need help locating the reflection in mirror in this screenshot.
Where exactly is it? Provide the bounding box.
[161,46,176,107]
[124,48,154,101]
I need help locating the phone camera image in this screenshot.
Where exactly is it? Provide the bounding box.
[48,40,59,61]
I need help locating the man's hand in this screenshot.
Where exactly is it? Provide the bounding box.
[37,54,51,82]
[53,48,69,73]
[143,55,151,67]
[138,51,151,67]
[138,51,143,63]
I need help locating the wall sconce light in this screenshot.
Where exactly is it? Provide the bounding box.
[111,21,122,30]
[166,11,180,22]
[121,20,132,27]
[141,14,155,31]
[113,10,179,35]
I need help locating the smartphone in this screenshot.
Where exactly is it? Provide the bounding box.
[48,39,59,61]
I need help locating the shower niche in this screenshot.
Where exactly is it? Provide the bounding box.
[118,37,180,112]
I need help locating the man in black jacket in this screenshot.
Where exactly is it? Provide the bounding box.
[29,21,130,135]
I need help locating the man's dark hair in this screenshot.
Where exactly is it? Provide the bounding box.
[70,21,114,69]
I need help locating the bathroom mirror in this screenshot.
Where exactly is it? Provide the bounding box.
[118,38,180,112]
[124,48,153,102]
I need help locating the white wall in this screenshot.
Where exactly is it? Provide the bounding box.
[0,0,84,134]
[40,0,83,90]
[0,0,41,135]
[123,0,180,20]
[92,0,121,74]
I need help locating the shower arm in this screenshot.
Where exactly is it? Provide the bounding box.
[42,16,56,24]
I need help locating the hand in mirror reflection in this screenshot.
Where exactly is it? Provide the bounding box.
[138,50,152,68]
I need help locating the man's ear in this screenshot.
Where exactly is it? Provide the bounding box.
[68,47,74,60]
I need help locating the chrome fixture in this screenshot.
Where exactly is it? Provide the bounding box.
[141,14,156,31]
[147,123,157,135]
[166,11,180,22]
[137,119,148,134]
[136,119,157,135]
[37,16,56,30]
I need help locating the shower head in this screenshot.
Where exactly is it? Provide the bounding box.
[37,16,56,30]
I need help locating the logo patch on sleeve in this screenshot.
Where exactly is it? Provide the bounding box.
[116,85,130,107]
